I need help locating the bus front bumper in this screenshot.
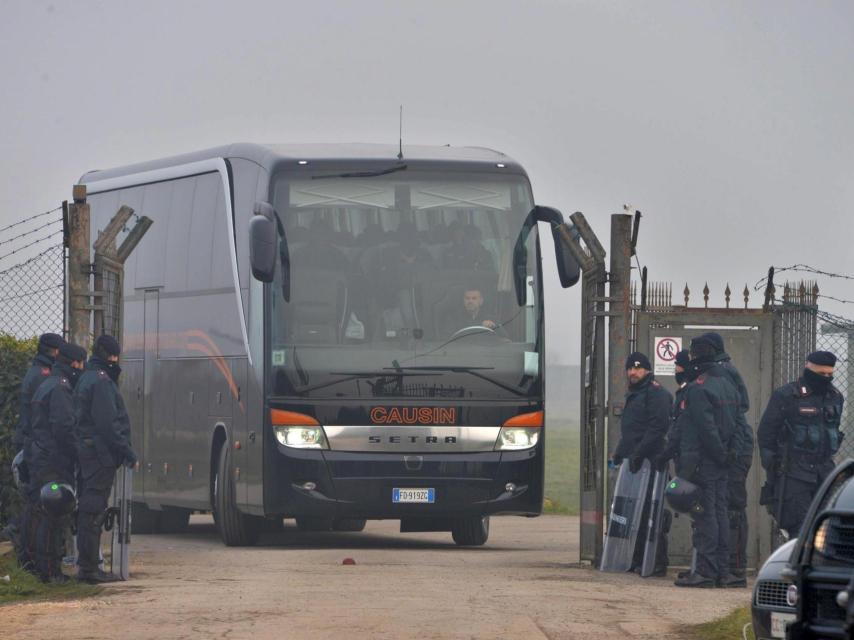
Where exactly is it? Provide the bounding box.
[265,445,544,520]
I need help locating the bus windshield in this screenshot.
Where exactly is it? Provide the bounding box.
[268,169,542,401]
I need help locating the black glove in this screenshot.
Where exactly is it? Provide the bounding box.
[652,452,670,472]
[611,454,623,467]
[629,455,644,474]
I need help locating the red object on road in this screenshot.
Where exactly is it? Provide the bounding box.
[342,558,356,565]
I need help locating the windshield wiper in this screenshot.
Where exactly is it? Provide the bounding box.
[294,369,432,394]
[387,365,528,397]
[311,164,407,180]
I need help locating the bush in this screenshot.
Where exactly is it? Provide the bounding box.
[0,334,39,527]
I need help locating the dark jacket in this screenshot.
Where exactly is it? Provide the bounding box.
[74,357,135,470]
[660,382,688,463]
[28,362,78,487]
[757,378,844,483]
[614,374,673,462]
[676,362,740,481]
[13,353,54,451]
[715,353,755,460]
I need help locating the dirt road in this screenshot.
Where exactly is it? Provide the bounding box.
[3,515,749,639]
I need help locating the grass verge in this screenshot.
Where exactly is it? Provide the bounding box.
[690,605,754,640]
[543,425,580,515]
[0,545,101,605]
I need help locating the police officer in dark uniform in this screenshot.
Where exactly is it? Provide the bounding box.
[3,333,64,553]
[674,335,740,588]
[704,332,754,585]
[655,349,696,580]
[20,341,86,582]
[758,350,844,538]
[611,352,673,575]
[74,335,137,583]
[656,349,692,470]
[13,333,65,458]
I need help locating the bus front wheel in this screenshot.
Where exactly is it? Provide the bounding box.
[214,444,260,546]
[451,515,490,546]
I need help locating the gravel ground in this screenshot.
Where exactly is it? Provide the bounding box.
[2,515,750,639]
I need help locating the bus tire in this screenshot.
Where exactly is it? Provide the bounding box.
[295,517,333,532]
[451,515,490,546]
[214,444,260,546]
[332,518,367,532]
[159,507,191,533]
[131,501,160,534]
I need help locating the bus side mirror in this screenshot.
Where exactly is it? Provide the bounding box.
[250,202,277,282]
[551,223,581,288]
[513,206,579,305]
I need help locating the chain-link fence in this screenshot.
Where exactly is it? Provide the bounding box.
[0,208,66,338]
[818,312,853,460]
[772,280,854,460]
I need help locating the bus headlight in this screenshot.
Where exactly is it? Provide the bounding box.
[270,409,329,449]
[495,427,540,450]
[495,411,543,450]
[274,425,329,449]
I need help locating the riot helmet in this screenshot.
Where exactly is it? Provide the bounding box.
[40,482,77,518]
[665,476,703,514]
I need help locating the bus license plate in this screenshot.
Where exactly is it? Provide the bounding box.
[393,488,435,503]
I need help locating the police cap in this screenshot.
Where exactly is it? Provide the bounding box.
[38,333,64,349]
[94,334,121,357]
[59,342,87,363]
[625,352,652,370]
[807,351,837,367]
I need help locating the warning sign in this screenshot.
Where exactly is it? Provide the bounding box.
[654,337,682,376]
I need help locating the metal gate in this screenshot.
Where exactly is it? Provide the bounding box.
[634,300,776,566]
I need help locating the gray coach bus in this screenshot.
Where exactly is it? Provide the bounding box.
[80,143,579,546]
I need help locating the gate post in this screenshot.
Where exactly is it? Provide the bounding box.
[606,214,633,486]
[67,184,91,348]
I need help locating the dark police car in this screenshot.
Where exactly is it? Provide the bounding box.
[752,459,854,639]
[753,538,798,639]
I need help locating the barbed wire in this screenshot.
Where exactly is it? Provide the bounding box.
[818,309,854,328]
[818,293,854,306]
[0,206,62,236]
[0,244,62,277]
[0,231,63,263]
[753,264,854,291]
[0,217,63,247]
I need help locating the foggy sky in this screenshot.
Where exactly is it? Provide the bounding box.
[2,0,853,362]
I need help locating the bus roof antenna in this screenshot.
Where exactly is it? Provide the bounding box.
[397,105,404,161]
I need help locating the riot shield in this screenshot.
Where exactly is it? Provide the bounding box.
[109,466,132,580]
[600,460,652,572]
[640,469,668,577]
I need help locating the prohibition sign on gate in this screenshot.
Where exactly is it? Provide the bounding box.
[653,336,682,376]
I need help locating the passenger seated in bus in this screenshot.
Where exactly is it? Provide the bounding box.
[442,222,495,272]
[442,286,506,337]
[356,222,384,246]
[375,222,434,296]
[290,218,349,270]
